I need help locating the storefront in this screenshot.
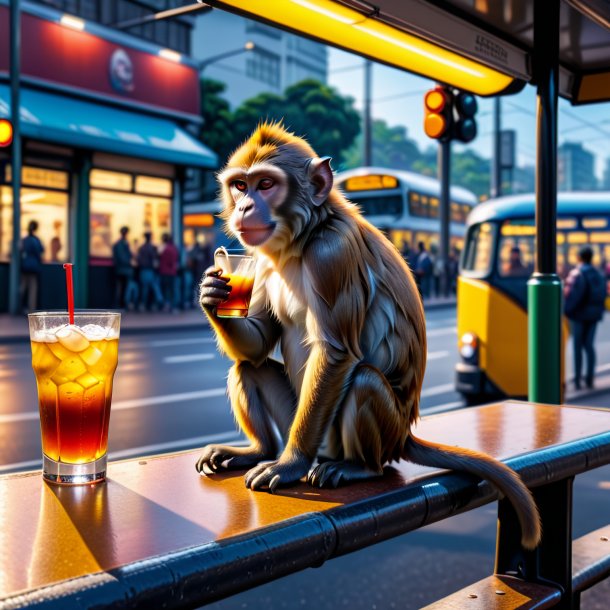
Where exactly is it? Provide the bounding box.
[0,1,217,311]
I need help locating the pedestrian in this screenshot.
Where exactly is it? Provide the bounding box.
[447,246,460,295]
[505,245,528,276]
[20,220,44,313]
[415,241,433,299]
[564,245,607,390]
[136,232,163,311]
[159,233,179,313]
[112,226,134,309]
[187,238,213,307]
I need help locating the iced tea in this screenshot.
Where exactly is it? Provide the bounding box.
[29,313,120,484]
[216,274,255,317]
[214,249,256,318]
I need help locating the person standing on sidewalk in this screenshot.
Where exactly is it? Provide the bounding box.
[564,245,607,390]
[20,220,44,313]
[137,232,163,311]
[112,226,134,309]
[159,233,179,313]
[415,241,433,299]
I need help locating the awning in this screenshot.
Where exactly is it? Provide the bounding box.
[0,85,218,168]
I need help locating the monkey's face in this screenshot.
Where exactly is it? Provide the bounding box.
[220,163,290,249]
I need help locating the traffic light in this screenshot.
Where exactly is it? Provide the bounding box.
[423,86,453,141]
[0,119,13,148]
[454,92,478,143]
[423,87,478,143]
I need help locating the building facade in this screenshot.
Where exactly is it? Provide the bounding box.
[558,141,597,191]
[0,0,216,312]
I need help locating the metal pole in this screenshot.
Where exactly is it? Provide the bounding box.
[363,60,372,166]
[492,96,502,198]
[528,0,562,404]
[8,0,21,315]
[439,139,450,297]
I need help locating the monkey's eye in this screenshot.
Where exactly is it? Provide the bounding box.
[232,180,247,192]
[258,178,274,191]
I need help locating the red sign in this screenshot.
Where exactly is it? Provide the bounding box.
[0,6,200,118]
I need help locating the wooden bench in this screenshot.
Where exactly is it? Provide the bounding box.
[0,401,608,609]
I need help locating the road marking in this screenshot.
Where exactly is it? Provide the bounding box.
[0,431,245,474]
[426,327,457,338]
[420,383,455,397]
[163,353,216,364]
[427,350,449,361]
[0,387,228,424]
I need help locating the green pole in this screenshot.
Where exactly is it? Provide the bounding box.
[74,154,91,309]
[528,275,562,403]
[528,0,561,404]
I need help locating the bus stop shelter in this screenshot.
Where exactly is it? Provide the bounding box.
[205,0,610,404]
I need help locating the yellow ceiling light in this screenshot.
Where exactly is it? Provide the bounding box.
[210,0,514,95]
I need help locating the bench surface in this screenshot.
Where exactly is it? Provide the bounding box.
[1,401,609,609]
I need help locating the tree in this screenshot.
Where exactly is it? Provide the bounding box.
[451,149,490,200]
[230,79,361,164]
[199,78,235,163]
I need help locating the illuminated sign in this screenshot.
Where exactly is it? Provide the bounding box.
[185,213,214,227]
[344,175,399,191]
[0,119,13,147]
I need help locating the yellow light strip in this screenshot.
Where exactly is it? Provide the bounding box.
[213,0,514,95]
[159,49,182,63]
[60,15,85,31]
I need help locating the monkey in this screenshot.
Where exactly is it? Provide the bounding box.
[196,122,541,549]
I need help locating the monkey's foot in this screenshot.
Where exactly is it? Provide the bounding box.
[244,453,311,493]
[308,460,383,488]
[195,445,272,474]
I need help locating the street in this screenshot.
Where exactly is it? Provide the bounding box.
[1,307,609,609]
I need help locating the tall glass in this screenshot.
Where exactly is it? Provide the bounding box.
[214,249,257,318]
[28,312,121,485]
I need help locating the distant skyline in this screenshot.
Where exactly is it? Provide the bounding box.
[327,47,610,181]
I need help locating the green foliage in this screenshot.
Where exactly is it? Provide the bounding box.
[199,78,235,162]
[451,148,490,200]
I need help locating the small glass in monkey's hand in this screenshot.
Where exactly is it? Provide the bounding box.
[213,248,256,318]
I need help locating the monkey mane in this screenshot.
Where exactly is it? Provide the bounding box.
[227,121,317,170]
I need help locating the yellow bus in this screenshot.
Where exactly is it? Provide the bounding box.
[456,193,610,404]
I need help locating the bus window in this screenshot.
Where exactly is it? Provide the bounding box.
[348,194,403,216]
[461,222,494,275]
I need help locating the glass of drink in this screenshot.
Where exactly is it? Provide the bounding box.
[28,311,121,485]
[214,249,257,318]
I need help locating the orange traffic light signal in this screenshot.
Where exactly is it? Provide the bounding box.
[0,119,13,148]
[423,87,453,140]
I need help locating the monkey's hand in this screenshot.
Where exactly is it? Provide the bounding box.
[199,266,232,311]
[244,450,311,493]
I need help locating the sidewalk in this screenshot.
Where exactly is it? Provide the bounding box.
[0,296,457,344]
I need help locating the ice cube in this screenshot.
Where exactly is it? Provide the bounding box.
[81,324,108,341]
[58,382,84,410]
[56,325,90,353]
[52,355,87,381]
[48,341,74,361]
[31,343,61,377]
[81,345,103,366]
[76,372,101,390]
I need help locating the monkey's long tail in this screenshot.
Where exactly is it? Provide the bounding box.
[403,434,541,550]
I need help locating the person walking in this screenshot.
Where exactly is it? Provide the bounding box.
[564,245,607,390]
[112,226,134,309]
[136,232,163,312]
[20,220,44,313]
[159,233,179,313]
[415,241,433,299]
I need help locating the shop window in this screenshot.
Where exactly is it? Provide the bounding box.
[90,169,133,192]
[90,190,171,259]
[135,176,172,197]
[0,187,69,264]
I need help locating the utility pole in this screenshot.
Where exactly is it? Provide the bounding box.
[9,0,22,315]
[438,139,450,297]
[363,60,372,166]
[492,97,502,198]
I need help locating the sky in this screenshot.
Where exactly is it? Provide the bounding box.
[327,47,610,180]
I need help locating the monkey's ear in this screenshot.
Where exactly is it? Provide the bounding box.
[307,156,333,206]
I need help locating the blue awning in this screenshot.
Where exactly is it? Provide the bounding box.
[0,85,218,168]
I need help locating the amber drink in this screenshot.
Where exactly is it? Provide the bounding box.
[28,312,121,484]
[214,249,256,318]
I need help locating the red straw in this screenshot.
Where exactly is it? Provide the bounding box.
[63,263,75,325]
